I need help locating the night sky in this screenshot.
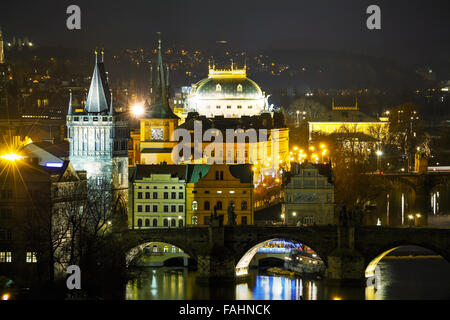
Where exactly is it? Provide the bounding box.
[1,0,449,66]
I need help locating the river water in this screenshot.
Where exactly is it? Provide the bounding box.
[125,256,450,300]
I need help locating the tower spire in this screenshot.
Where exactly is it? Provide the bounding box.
[150,64,153,94]
[157,32,166,103]
[109,90,114,115]
[144,33,178,120]
[166,65,170,98]
[68,89,73,115]
[85,50,111,113]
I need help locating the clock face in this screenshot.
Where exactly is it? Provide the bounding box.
[151,128,164,141]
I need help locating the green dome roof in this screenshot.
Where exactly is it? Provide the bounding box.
[192,77,263,99]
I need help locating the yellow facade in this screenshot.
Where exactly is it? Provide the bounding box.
[186,164,254,226]
[130,172,186,229]
[139,117,179,165]
[309,121,388,139]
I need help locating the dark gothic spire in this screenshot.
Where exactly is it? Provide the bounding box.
[109,90,114,115]
[85,49,111,114]
[146,33,178,119]
[68,89,73,115]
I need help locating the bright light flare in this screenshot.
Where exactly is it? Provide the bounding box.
[2,293,10,300]
[1,153,24,161]
[131,103,145,117]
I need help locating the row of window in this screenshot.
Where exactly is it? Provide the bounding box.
[211,105,253,109]
[137,185,184,190]
[192,190,247,194]
[137,204,184,213]
[0,251,37,263]
[215,84,243,92]
[137,218,184,228]
[191,200,248,211]
[137,192,184,200]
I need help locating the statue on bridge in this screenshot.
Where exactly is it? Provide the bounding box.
[338,205,363,227]
[227,202,236,226]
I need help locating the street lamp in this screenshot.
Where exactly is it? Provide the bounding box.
[416,213,421,226]
[408,214,414,227]
[281,213,285,225]
[131,103,145,118]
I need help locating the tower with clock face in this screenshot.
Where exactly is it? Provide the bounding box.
[139,34,179,165]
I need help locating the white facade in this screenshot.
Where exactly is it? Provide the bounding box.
[187,67,266,118]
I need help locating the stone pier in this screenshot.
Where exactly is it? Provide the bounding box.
[326,226,365,285]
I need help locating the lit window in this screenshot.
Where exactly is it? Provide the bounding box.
[216,84,221,91]
[192,201,198,211]
[237,84,243,92]
[0,252,11,263]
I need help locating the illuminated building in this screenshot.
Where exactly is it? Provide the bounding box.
[186,63,267,118]
[0,158,87,287]
[139,35,180,165]
[308,99,388,140]
[21,141,69,166]
[129,165,186,229]
[283,163,335,225]
[186,164,253,226]
[66,51,128,202]
[136,35,288,175]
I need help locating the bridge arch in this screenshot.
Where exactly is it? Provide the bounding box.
[235,236,327,277]
[364,243,450,278]
[126,241,194,267]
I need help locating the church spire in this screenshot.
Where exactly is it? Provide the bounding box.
[145,33,178,120]
[149,64,153,94]
[68,89,73,115]
[109,90,114,115]
[166,65,170,98]
[157,32,166,104]
[85,49,111,114]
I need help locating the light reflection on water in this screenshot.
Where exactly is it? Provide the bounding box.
[126,257,450,300]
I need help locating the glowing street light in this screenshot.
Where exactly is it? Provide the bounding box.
[131,103,145,118]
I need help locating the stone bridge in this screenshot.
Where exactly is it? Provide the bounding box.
[368,172,450,226]
[123,224,450,284]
